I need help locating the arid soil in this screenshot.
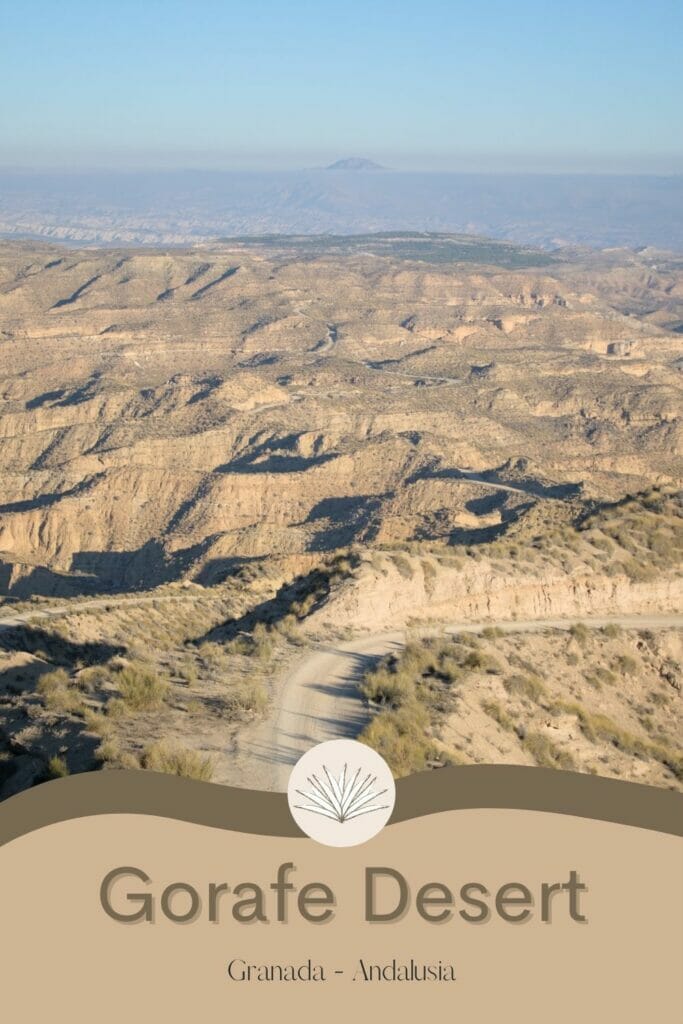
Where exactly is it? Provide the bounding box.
[0,236,680,796]
[0,237,681,596]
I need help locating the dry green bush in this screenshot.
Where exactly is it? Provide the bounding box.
[226,635,253,656]
[504,674,547,703]
[178,659,199,684]
[96,737,121,763]
[462,649,502,674]
[224,675,268,716]
[614,654,638,676]
[481,699,515,731]
[83,708,114,737]
[142,741,214,781]
[360,666,414,708]
[41,678,84,714]
[569,622,590,646]
[602,623,622,639]
[36,668,70,696]
[227,623,275,662]
[276,614,304,645]
[116,663,169,711]
[75,664,113,691]
[593,665,617,686]
[456,632,481,649]
[252,622,274,662]
[197,641,229,668]
[360,703,431,777]
[47,755,69,778]
[554,700,683,779]
[522,732,575,770]
[391,553,414,580]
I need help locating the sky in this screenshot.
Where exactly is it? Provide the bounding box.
[2,0,682,173]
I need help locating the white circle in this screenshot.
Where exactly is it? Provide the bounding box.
[287,739,396,847]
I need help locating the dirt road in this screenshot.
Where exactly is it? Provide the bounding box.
[3,594,679,793]
[0,592,207,631]
[226,612,683,791]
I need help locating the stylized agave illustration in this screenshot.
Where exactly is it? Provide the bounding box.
[294,764,390,824]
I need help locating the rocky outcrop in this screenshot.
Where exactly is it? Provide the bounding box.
[307,557,683,633]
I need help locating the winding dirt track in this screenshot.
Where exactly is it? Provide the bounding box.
[2,597,679,792]
[227,612,683,791]
[0,592,214,632]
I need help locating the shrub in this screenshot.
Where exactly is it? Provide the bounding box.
[96,738,121,763]
[522,732,575,770]
[359,703,431,777]
[178,660,199,685]
[47,755,69,779]
[83,708,114,737]
[481,700,515,731]
[614,654,638,676]
[142,741,214,781]
[198,641,229,668]
[601,623,622,639]
[360,667,414,708]
[75,664,113,691]
[504,674,547,703]
[439,656,462,684]
[622,559,657,583]
[253,622,274,662]
[117,663,168,711]
[421,558,438,583]
[457,633,481,649]
[44,686,84,714]
[463,650,502,674]
[598,665,617,685]
[277,614,304,645]
[553,701,680,775]
[569,622,590,645]
[36,668,70,696]
[392,553,414,579]
[106,698,129,719]
[224,675,268,716]
[118,752,141,770]
[226,635,253,656]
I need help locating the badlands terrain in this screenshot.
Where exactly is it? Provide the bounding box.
[0,233,681,797]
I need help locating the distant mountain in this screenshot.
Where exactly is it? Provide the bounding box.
[325,157,386,171]
[0,170,682,251]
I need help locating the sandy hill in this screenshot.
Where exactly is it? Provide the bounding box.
[0,237,680,598]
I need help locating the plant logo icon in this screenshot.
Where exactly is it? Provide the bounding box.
[287,739,396,846]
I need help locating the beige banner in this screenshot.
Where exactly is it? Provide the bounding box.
[2,765,682,845]
[1,806,681,1023]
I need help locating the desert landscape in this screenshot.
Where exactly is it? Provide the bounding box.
[0,233,681,797]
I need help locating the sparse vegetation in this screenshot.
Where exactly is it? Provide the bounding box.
[521,732,575,770]
[504,674,547,703]
[47,755,69,779]
[116,663,169,711]
[359,623,682,788]
[0,239,681,805]
[142,742,214,781]
[360,705,433,777]
[481,699,515,731]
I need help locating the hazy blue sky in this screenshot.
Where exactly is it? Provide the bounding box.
[2,0,682,172]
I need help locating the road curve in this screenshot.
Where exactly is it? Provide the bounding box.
[227,612,683,792]
[3,596,679,793]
